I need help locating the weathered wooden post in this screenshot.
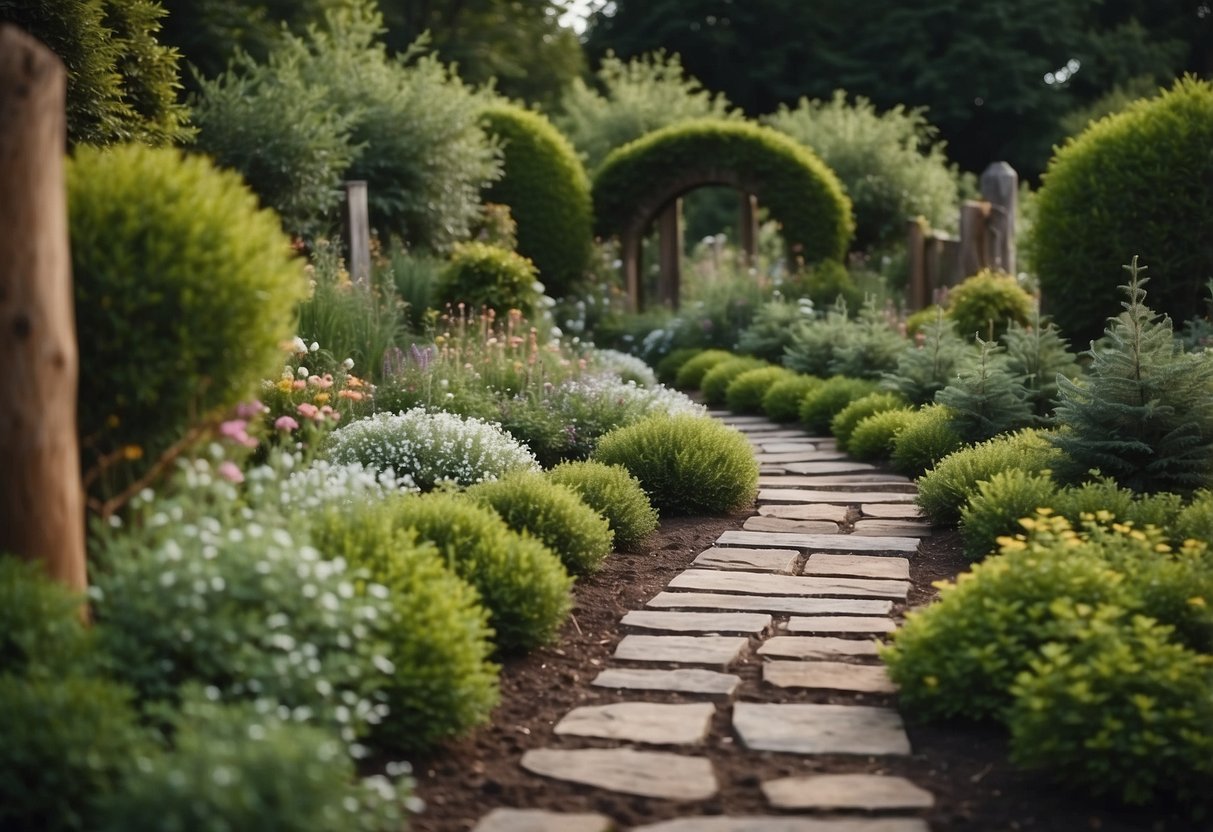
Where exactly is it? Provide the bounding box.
[740,193,760,265]
[980,162,1018,274]
[958,199,991,279]
[0,26,87,593]
[621,230,641,312]
[341,180,371,285]
[906,217,929,311]
[657,198,683,308]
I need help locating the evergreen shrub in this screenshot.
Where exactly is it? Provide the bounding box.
[0,558,95,677]
[674,349,735,389]
[700,356,770,405]
[1174,490,1213,542]
[847,408,916,462]
[783,300,852,377]
[762,374,822,422]
[935,337,1033,443]
[438,242,544,319]
[547,461,658,550]
[889,404,964,477]
[726,366,795,414]
[959,470,1060,560]
[945,269,1033,341]
[1000,313,1081,419]
[798,376,879,434]
[736,301,811,363]
[882,310,970,406]
[799,259,863,311]
[827,302,909,379]
[830,392,908,451]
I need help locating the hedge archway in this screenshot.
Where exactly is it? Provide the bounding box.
[593,119,854,308]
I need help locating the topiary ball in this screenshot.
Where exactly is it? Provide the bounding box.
[1031,76,1213,345]
[655,347,706,385]
[889,404,964,477]
[830,391,908,451]
[847,408,916,462]
[797,376,879,434]
[68,144,306,495]
[673,349,735,390]
[546,461,658,551]
[592,414,758,515]
[437,241,544,318]
[945,269,1033,342]
[762,374,822,423]
[700,356,770,405]
[725,366,794,414]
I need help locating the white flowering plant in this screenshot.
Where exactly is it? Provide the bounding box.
[589,348,658,387]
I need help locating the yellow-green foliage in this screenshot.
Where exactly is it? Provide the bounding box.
[1032,76,1213,344]
[761,374,822,422]
[480,104,592,297]
[847,408,915,461]
[546,461,658,550]
[726,366,795,414]
[655,347,705,385]
[438,242,543,318]
[700,356,770,405]
[959,469,1060,559]
[830,392,908,451]
[945,269,1032,341]
[68,144,305,494]
[674,349,735,389]
[890,404,964,477]
[594,119,854,265]
[797,376,878,434]
[904,305,946,338]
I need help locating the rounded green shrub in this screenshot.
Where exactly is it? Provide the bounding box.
[847,408,916,462]
[674,349,735,390]
[945,269,1033,341]
[830,392,908,451]
[593,414,758,515]
[959,470,1061,560]
[480,104,592,297]
[656,347,706,385]
[762,374,822,423]
[68,144,306,494]
[546,461,658,550]
[0,557,94,678]
[1031,76,1213,345]
[725,366,795,414]
[700,356,770,405]
[437,241,544,318]
[1051,478,1136,525]
[797,376,879,434]
[386,493,573,653]
[309,502,499,752]
[1174,490,1213,543]
[889,404,964,477]
[798,259,863,311]
[467,472,615,575]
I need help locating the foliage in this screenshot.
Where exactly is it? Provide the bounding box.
[325,408,539,491]
[1050,259,1213,493]
[383,244,445,331]
[438,242,545,319]
[480,103,593,297]
[1175,490,1213,543]
[798,259,864,311]
[68,144,306,504]
[1032,77,1213,344]
[890,404,964,477]
[700,356,770,405]
[591,348,658,387]
[0,558,95,678]
[882,309,971,406]
[386,493,573,653]
[766,90,959,252]
[959,469,1060,559]
[830,392,908,452]
[847,408,916,462]
[945,270,1033,342]
[726,366,795,414]
[467,472,615,575]
[546,461,659,551]
[782,299,854,377]
[655,347,705,385]
[797,376,879,434]
[827,300,909,379]
[674,349,736,389]
[736,300,812,363]
[762,374,822,423]
[1000,312,1082,419]
[593,414,759,515]
[936,337,1034,443]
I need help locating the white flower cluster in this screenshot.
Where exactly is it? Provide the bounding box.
[590,348,658,387]
[560,373,706,419]
[244,454,418,515]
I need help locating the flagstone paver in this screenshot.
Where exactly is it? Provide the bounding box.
[692,546,799,573]
[473,808,615,832]
[803,553,910,581]
[555,702,716,745]
[621,610,772,634]
[648,591,894,617]
[787,615,898,634]
[762,774,935,811]
[760,441,825,454]
[852,519,934,537]
[756,503,850,523]
[520,748,718,801]
[733,702,911,755]
[759,489,917,504]
[757,636,880,660]
[763,660,897,693]
[718,530,918,554]
[614,634,749,668]
[743,516,840,534]
[592,667,741,696]
[861,503,925,519]
[669,569,910,599]
[756,451,849,464]
[634,818,931,832]
[776,461,878,475]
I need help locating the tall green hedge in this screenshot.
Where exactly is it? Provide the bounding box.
[592,119,853,265]
[480,103,592,297]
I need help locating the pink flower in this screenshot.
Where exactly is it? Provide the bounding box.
[219,419,258,449]
[292,379,307,390]
[234,400,267,420]
[274,415,299,431]
[297,402,320,420]
[217,461,244,483]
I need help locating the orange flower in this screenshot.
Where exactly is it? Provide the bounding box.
[339,389,365,401]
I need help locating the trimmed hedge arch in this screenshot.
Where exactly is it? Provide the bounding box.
[593,119,854,307]
[480,103,593,298]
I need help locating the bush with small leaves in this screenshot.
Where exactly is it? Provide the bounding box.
[946,269,1033,342]
[726,366,796,414]
[959,470,1061,560]
[798,376,879,434]
[1051,478,1136,526]
[782,299,853,378]
[325,408,539,491]
[547,461,658,550]
[674,349,736,389]
[593,414,758,515]
[0,557,95,678]
[1174,490,1213,543]
[847,408,916,462]
[762,374,822,422]
[385,493,572,653]
[467,472,614,575]
[736,301,811,363]
[830,392,908,451]
[889,404,964,477]
[656,347,705,385]
[799,259,864,312]
[437,242,545,319]
[701,356,771,405]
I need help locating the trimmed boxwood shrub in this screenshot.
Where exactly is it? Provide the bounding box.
[593,119,854,265]
[1031,76,1213,345]
[68,144,306,496]
[480,104,592,297]
[889,404,964,477]
[700,356,770,405]
[830,392,908,451]
[847,407,916,462]
[798,376,879,434]
[593,414,758,515]
[945,269,1033,342]
[674,349,735,390]
[656,347,705,385]
[726,366,795,414]
[437,241,544,319]
[467,472,614,575]
[546,461,658,551]
[762,374,822,423]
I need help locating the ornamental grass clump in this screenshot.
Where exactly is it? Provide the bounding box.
[762,374,823,422]
[593,414,758,515]
[467,472,614,575]
[830,392,908,451]
[846,408,916,462]
[798,376,879,434]
[546,461,658,550]
[325,408,538,490]
[674,349,735,389]
[889,404,964,477]
[725,366,795,413]
[700,356,771,405]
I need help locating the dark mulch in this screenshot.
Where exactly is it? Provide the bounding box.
[407,517,1207,832]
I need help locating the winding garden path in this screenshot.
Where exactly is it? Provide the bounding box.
[471,411,935,832]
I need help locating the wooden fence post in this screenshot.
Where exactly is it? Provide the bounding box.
[740,193,759,266]
[341,180,371,285]
[958,200,992,280]
[657,198,683,309]
[980,162,1018,274]
[906,217,928,311]
[0,26,87,593]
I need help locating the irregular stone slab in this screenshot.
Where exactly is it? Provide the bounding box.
[593,667,741,696]
[473,808,614,832]
[776,461,878,475]
[862,503,924,519]
[762,774,935,811]
[755,451,848,464]
[635,818,930,832]
[757,636,880,660]
[733,702,911,755]
[693,546,799,573]
[757,503,849,523]
[788,616,897,634]
[670,569,909,599]
[804,553,910,581]
[717,530,918,555]
[649,591,893,617]
[521,748,717,801]
[759,441,821,454]
[853,519,934,537]
[759,476,916,491]
[764,660,897,693]
[716,414,777,425]
[555,701,715,745]
[614,634,748,669]
[621,610,772,634]
[759,489,916,504]
[744,516,839,534]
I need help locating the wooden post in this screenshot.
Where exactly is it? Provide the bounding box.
[958,200,992,279]
[740,193,759,265]
[980,162,1017,274]
[906,218,928,311]
[0,26,87,593]
[621,230,641,312]
[657,198,682,309]
[341,180,371,285]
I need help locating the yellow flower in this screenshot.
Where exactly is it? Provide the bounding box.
[122,445,143,460]
[314,393,330,405]
[276,378,294,393]
[1188,597,1207,608]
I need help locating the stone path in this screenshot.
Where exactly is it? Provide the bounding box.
[471,411,934,831]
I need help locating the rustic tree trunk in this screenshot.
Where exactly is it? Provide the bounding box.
[0,26,87,594]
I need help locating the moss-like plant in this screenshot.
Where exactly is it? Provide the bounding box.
[889,404,964,477]
[437,242,544,319]
[797,376,879,434]
[725,366,795,414]
[673,349,735,390]
[945,269,1033,342]
[700,356,770,405]
[761,374,822,422]
[830,392,908,451]
[847,408,916,462]
[546,461,658,550]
